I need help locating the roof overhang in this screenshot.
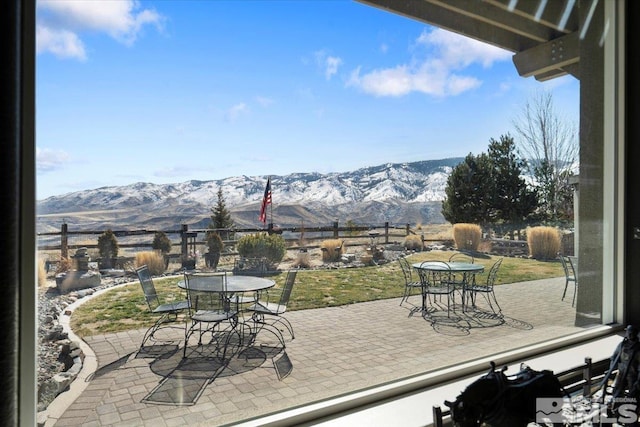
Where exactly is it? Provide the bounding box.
[356,0,581,82]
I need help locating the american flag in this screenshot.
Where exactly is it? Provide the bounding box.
[259,178,272,223]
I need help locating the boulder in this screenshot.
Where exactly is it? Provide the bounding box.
[56,270,101,293]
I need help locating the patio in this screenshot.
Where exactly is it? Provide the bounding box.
[46,276,588,426]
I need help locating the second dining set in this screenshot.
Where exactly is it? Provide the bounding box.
[399,254,503,320]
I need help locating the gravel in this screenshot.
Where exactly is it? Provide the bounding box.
[37,275,132,412]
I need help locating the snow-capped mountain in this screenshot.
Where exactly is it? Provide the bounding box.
[36,158,463,231]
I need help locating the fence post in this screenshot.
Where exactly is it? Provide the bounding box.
[333,220,339,238]
[181,224,188,260]
[61,223,68,259]
[406,223,410,236]
[384,222,389,243]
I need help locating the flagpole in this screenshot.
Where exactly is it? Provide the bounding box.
[269,176,273,228]
[259,175,272,231]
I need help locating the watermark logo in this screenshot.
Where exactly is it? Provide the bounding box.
[536,397,638,424]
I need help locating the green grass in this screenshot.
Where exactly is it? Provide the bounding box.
[70,250,563,337]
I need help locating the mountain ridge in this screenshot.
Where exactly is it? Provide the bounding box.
[36,158,464,232]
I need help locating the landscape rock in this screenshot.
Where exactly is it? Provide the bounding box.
[36,411,48,427]
[37,275,131,414]
[56,270,102,293]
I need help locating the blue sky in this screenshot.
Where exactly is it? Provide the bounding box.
[36,0,579,200]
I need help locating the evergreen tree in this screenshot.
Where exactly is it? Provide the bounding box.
[442,135,538,234]
[97,229,119,259]
[209,187,234,238]
[151,231,172,254]
[441,152,495,227]
[487,134,538,234]
[97,229,119,268]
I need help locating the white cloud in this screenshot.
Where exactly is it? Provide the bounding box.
[314,50,343,80]
[348,28,511,97]
[36,0,164,59]
[325,56,343,80]
[36,25,87,60]
[416,28,511,68]
[36,147,71,172]
[225,103,249,122]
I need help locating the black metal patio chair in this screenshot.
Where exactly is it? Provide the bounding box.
[416,261,455,318]
[399,256,422,306]
[447,252,476,301]
[136,265,190,352]
[245,269,298,347]
[183,271,240,359]
[464,257,503,315]
[560,254,578,307]
[448,252,475,264]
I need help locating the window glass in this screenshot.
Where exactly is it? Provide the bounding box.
[35,1,620,424]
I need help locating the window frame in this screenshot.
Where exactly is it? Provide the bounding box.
[9,0,635,425]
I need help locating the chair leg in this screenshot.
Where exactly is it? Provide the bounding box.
[400,286,410,306]
[183,321,192,358]
[258,323,287,349]
[219,322,240,364]
[274,316,294,340]
[254,313,294,341]
[562,278,569,301]
[572,283,577,307]
[469,291,477,309]
[488,291,502,315]
[140,313,177,352]
[183,320,208,358]
[140,318,162,350]
[182,319,214,358]
[246,314,287,350]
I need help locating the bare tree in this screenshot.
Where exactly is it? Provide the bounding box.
[512,90,578,222]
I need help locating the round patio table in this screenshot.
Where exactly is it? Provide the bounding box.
[412,262,484,314]
[177,275,275,293]
[178,274,277,358]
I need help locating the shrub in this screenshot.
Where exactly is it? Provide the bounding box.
[404,235,423,251]
[135,251,166,275]
[345,220,361,237]
[97,229,119,259]
[320,239,343,262]
[205,231,224,253]
[527,226,561,260]
[151,231,172,254]
[236,232,286,265]
[452,223,482,251]
[293,251,311,269]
